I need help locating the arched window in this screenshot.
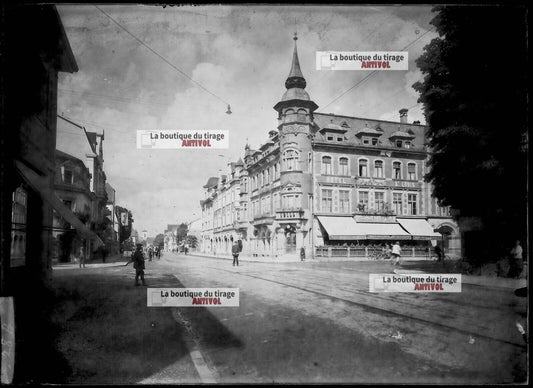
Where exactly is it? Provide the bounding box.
[358,159,368,177]
[322,156,332,174]
[282,149,299,171]
[374,160,384,178]
[407,163,417,180]
[297,109,307,122]
[284,109,296,122]
[339,157,349,175]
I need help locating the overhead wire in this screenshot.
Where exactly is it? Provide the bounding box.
[318,28,434,112]
[93,5,230,107]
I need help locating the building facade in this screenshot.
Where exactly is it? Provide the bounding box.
[199,35,460,261]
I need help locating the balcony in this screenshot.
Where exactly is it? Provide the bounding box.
[275,208,307,222]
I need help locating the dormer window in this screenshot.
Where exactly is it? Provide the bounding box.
[404,141,411,148]
[363,137,371,145]
[372,138,379,146]
[327,135,334,141]
[337,136,343,142]
[395,140,403,148]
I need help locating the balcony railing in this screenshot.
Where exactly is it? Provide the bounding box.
[275,209,306,221]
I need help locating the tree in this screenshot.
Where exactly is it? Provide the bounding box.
[153,233,165,249]
[185,235,198,249]
[176,223,188,245]
[413,5,527,262]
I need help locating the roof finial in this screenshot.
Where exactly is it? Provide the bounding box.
[293,31,298,41]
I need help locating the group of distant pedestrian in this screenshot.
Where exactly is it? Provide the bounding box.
[147,246,161,261]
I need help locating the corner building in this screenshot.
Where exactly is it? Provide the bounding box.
[200,36,460,261]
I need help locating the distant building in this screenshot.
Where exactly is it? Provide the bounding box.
[164,224,179,252]
[52,150,95,262]
[199,35,460,261]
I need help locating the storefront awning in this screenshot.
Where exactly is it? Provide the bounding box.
[355,221,412,240]
[15,160,103,248]
[317,216,365,240]
[396,218,441,240]
[317,216,411,240]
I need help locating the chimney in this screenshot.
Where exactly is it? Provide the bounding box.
[399,108,408,123]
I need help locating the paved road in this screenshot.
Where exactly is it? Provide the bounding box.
[144,252,527,384]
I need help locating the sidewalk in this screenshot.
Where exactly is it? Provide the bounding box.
[394,261,528,290]
[53,254,128,270]
[44,263,201,384]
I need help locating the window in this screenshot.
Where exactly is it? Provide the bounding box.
[395,140,403,148]
[62,168,73,184]
[339,157,349,176]
[327,136,334,141]
[404,141,411,148]
[408,193,417,215]
[375,192,385,211]
[393,193,402,215]
[283,194,301,209]
[339,190,350,213]
[358,159,368,177]
[297,109,306,122]
[374,160,383,178]
[393,162,402,179]
[362,137,370,145]
[407,163,416,180]
[337,137,343,142]
[358,191,369,211]
[285,109,295,122]
[322,189,333,212]
[308,152,312,173]
[322,156,332,174]
[371,138,379,146]
[283,149,299,171]
[276,162,281,179]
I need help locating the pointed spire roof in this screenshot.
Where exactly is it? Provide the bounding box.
[285,32,306,90]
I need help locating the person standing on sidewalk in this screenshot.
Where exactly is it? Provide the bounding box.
[232,240,240,266]
[391,241,402,266]
[132,244,147,286]
[508,240,524,278]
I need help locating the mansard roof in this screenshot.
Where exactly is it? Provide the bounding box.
[313,113,426,149]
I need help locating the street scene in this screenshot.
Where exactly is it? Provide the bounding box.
[0,3,528,386]
[49,253,526,384]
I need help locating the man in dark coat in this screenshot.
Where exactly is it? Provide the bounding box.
[132,244,146,286]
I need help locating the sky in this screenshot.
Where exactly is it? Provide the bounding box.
[55,4,438,237]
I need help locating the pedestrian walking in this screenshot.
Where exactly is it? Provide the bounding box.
[232,240,240,266]
[78,245,86,268]
[148,246,153,261]
[132,244,147,286]
[300,247,305,262]
[508,240,524,278]
[391,241,402,266]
